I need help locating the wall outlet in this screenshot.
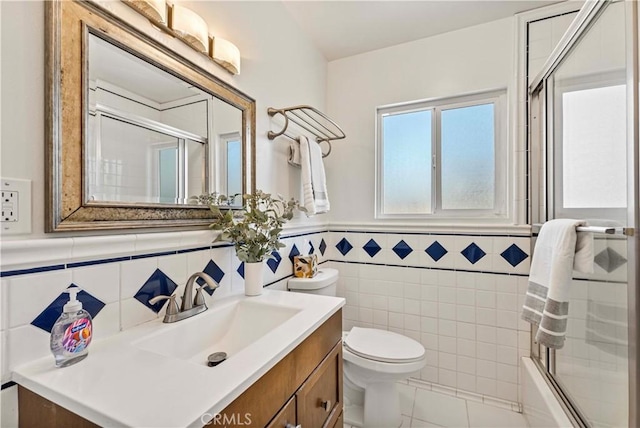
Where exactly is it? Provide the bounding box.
[0,178,31,235]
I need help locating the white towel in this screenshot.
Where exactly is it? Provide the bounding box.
[299,135,330,215]
[521,219,594,349]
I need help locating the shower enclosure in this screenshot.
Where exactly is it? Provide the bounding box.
[529,1,639,427]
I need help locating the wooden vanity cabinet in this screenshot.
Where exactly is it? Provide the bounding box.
[220,309,343,428]
[17,309,343,428]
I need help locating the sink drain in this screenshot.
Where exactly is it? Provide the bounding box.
[207,352,227,367]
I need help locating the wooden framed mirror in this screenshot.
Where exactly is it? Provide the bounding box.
[45,0,255,232]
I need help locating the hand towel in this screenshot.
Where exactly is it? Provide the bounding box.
[521,219,594,349]
[289,140,301,166]
[299,135,330,215]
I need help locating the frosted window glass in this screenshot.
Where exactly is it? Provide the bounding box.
[227,140,242,197]
[441,104,495,209]
[562,85,626,208]
[382,110,432,214]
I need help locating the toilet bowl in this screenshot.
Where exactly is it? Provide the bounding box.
[288,268,427,428]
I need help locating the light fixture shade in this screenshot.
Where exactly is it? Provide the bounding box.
[122,0,167,25]
[170,4,209,53]
[212,37,241,75]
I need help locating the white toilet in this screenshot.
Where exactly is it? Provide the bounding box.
[288,268,427,428]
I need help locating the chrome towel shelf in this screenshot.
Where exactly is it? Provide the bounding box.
[267,105,346,158]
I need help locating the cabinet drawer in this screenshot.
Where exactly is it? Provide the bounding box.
[266,395,296,428]
[296,342,343,428]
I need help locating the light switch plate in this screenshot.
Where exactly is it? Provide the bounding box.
[0,178,31,235]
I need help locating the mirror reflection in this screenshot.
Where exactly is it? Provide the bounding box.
[86,32,243,206]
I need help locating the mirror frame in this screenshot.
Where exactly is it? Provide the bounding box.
[45,0,255,232]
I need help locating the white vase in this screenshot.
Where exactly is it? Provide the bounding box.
[244,261,264,296]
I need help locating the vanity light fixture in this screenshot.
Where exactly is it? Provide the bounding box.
[120,0,242,75]
[121,0,167,25]
[210,37,241,75]
[168,3,209,54]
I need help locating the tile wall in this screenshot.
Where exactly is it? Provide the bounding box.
[1,227,534,409]
[0,230,328,386]
[325,230,533,404]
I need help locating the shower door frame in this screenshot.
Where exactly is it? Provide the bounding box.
[528,1,640,427]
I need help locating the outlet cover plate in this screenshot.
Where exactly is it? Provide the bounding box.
[1,178,31,235]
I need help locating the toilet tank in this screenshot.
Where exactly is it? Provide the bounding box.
[288,268,338,296]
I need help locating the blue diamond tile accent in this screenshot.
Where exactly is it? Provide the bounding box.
[197,260,224,295]
[237,262,245,279]
[461,243,486,265]
[594,247,627,273]
[32,285,106,333]
[500,244,529,267]
[336,238,353,256]
[309,241,315,255]
[363,239,382,258]
[392,240,413,260]
[425,241,448,262]
[266,251,282,273]
[289,244,301,263]
[134,269,178,313]
[319,239,327,256]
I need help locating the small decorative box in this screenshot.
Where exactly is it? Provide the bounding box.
[293,255,318,278]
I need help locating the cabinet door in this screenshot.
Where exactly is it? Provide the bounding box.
[266,395,297,428]
[296,342,343,428]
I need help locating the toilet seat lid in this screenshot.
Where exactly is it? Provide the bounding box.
[344,327,425,363]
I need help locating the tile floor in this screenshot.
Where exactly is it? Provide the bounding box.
[345,382,529,428]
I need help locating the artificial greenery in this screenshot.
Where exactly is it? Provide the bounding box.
[209,190,300,263]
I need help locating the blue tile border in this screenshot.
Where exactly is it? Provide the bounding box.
[1,264,67,278]
[67,256,131,269]
[0,229,529,278]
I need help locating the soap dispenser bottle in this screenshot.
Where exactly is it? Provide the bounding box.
[50,287,93,367]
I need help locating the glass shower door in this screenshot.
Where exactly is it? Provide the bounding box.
[530,1,636,427]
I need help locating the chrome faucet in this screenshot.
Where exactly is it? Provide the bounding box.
[149,272,219,323]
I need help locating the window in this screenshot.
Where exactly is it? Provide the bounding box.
[552,74,627,222]
[376,90,507,220]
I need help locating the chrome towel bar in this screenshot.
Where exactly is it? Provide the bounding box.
[532,223,634,237]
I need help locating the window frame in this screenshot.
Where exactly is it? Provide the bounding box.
[375,89,508,221]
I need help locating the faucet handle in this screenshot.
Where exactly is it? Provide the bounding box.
[148,294,179,316]
[192,273,220,306]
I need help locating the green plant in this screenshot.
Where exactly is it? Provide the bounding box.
[209,190,300,263]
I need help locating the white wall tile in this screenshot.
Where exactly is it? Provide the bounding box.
[6,325,50,374]
[8,270,73,328]
[92,302,120,341]
[71,235,135,262]
[157,253,188,286]
[0,385,18,428]
[1,279,9,331]
[120,258,158,299]
[71,264,120,304]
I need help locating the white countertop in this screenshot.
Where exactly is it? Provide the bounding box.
[12,290,344,428]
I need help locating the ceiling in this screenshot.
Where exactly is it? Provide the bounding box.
[282,1,563,61]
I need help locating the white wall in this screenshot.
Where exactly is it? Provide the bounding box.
[0,0,328,239]
[326,17,516,227]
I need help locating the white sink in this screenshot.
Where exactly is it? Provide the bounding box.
[134,299,302,365]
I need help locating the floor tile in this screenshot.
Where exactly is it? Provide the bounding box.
[398,383,417,416]
[412,418,444,427]
[413,388,469,427]
[466,401,528,427]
